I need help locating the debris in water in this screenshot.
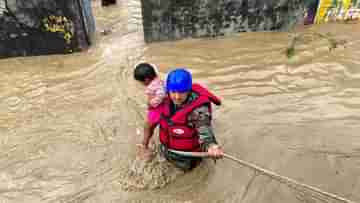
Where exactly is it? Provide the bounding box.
[100,29,112,36]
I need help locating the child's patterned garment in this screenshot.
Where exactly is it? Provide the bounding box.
[145,77,166,108]
[145,77,165,125]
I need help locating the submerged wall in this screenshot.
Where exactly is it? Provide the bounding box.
[0,0,95,59]
[140,0,305,42]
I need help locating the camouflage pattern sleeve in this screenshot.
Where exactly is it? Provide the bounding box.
[188,104,218,151]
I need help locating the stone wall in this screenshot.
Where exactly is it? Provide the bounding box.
[140,0,306,42]
[0,0,95,59]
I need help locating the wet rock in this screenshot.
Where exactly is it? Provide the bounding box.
[0,0,95,58]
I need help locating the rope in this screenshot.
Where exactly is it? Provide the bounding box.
[167,149,356,203]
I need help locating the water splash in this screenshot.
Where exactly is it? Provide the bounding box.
[118,150,184,191]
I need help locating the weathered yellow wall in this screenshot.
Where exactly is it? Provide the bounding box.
[315,0,360,23]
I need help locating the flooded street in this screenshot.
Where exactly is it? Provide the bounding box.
[0,1,360,202]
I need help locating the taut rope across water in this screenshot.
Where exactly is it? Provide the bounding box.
[168,149,356,203]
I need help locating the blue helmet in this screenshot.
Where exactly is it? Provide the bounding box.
[166,68,192,93]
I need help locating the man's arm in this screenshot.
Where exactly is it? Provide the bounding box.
[189,105,218,151]
[189,104,224,158]
[142,123,157,149]
[137,122,157,161]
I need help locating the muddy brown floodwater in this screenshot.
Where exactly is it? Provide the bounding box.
[0,1,359,203]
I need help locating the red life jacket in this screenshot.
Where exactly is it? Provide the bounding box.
[159,83,221,152]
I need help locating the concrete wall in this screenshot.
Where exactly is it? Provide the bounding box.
[0,0,95,59]
[140,0,305,42]
[127,0,143,32]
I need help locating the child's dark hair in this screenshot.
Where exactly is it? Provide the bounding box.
[134,63,157,82]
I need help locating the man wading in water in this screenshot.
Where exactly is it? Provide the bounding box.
[137,68,224,171]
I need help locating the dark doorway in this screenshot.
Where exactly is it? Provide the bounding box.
[101,0,116,7]
[305,0,320,24]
